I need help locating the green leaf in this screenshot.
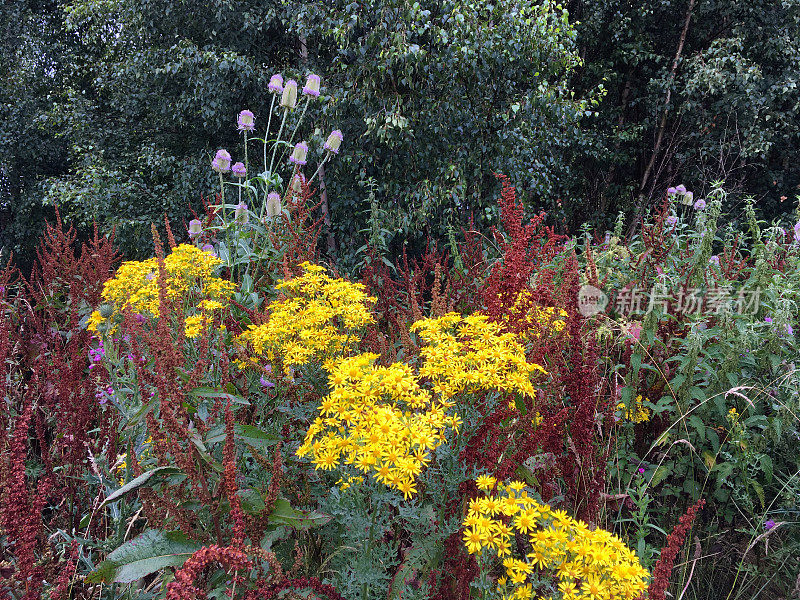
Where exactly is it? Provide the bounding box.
[688,415,705,440]
[189,386,249,406]
[205,424,279,449]
[86,529,201,583]
[268,498,331,530]
[99,467,182,509]
[649,465,670,488]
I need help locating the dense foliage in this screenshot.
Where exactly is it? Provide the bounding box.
[2,1,800,599]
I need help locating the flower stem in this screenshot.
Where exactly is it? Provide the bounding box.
[263,95,276,172]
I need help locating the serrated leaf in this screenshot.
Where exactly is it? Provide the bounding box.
[650,465,669,487]
[86,529,201,583]
[99,467,182,509]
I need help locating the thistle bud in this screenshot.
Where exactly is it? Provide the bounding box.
[268,74,284,94]
[211,149,231,173]
[667,187,677,196]
[237,110,255,132]
[302,74,320,97]
[289,141,308,166]
[188,219,203,237]
[676,184,687,194]
[98,303,114,319]
[291,173,306,195]
[280,80,298,109]
[324,129,343,155]
[235,202,249,224]
[266,192,282,217]
[231,162,246,178]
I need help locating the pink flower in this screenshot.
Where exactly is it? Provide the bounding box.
[237,110,255,132]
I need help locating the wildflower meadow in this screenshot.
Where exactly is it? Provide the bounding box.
[3,3,800,600]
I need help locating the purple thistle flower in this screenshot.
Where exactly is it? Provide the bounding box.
[667,187,677,195]
[212,149,231,173]
[289,141,308,165]
[237,110,255,132]
[302,73,321,97]
[188,218,203,238]
[324,129,344,155]
[693,198,706,211]
[201,244,216,256]
[676,184,687,194]
[231,162,247,178]
[281,80,298,109]
[268,74,284,94]
[764,519,776,530]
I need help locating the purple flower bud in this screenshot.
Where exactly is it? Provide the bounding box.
[693,198,706,211]
[281,80,298,109]
[638,467,645,475]
[235,202,249,224]
[794,221,800,242]
[709,255,719,266]
[231,162,246,178]
[290,173,306,196]
[237,110,255,132]
[764,519,776,530]
[201,244,216,256]
[188,219,203,237]
[324,129,343,155]
[289,141,308,165]
[268,74,284,94]
[666,215,678,226]
[266,192,282,217]
[667,187,678,195]
[787,324,794,336]
[302,74,320,97]
[676,184,687,194]
[765,317,773,323]
[212,149,231,173]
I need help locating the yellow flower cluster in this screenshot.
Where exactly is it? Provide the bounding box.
[500,289,569,338]
[237,262,376,371]
[87,244,234,336]
[412,313,547,402]
[463,478,649,600]
[297,353,462,499]
[616,395,651,424]
[298,310,547,499]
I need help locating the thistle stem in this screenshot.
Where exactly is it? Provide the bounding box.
[308,153,330,184]
[263,95,276,172]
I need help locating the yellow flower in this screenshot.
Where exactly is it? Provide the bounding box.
[476,474,497,491]
[88,244,234,334]
[461,480,649,600]
[237,262,376,372]
[616,395,651,423]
